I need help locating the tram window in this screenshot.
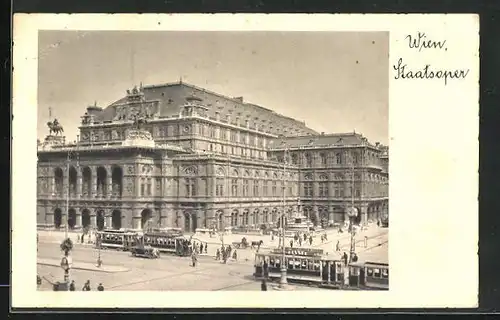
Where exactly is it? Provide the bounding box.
[308,261,314,270]
[288,259,294,269]
[314,261,320,271]
[373,268,381,278]
[350,267,359,276]
[270,258,275,265]
[294,260,301,268]
[301,260,307,269]
[382,269,389,279]
[366,268,373,277]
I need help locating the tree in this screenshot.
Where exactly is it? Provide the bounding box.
[60,238,73,257]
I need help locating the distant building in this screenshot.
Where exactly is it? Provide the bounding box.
[37,81,388,233]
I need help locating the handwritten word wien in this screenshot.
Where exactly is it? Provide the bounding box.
[393,32,469,85]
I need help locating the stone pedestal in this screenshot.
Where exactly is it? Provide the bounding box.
[122,129,155,148]
[43,135,66,147]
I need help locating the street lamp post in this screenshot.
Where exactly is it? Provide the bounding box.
[65,152,70,240]
[347,150,357,263]
[279,145,289,288]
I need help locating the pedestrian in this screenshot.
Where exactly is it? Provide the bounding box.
[200,242,204,254]
[69,280,76,291]
[216,248,220,260]
[81,234,85,244]
[192,252,198,267]
[261,279,268,291]
[309,236,313,246]
[271,233,274,241]
[298,237,302,247]
[377,219,380,227]
[325,234,328,241]
[233,250,238,261]
[97,283,104,291]
[290,240,293,248]
[303,233,307,242]
[77,235,80,243]
[263,259,269,278]
[82,280,91,291]
[343,252,348,266]
[336,240,340,252]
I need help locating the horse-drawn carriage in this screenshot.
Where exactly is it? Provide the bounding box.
[232,237,264,250]
[131,245,160,259]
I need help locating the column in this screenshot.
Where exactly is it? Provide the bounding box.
[90,214,97,228]
[76,213,82,229]
[106,175,113,199]
[360,204,368,226]
[76,171,83,199]
[328,206,334,225]
[313,206,320,226]
[132,216,141,230]
[105,215,112,229]
[46,212,54,226]
[91,169,97,199]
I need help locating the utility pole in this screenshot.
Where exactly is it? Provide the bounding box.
[279,144,288,288]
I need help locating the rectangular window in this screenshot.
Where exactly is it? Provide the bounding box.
[263,181,269,196]
[141,184,145,197]
[231,179,238,196]
[356,189,361,197]
[304,183,313,197]
[185,178,196,197]
[243,180,249,196]
[147,182,152,196]
[272,181,277,196]
[253,180,259,196]
[216,178,224,196]
[319,182,328,197]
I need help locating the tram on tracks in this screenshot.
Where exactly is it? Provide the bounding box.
[95,229,191,257]
[253,247,388,290]
[96,229,139,251]
[141,231,191,257]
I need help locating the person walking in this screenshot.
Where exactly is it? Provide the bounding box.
[261,279,268,291]
[309,236,313,246]
[97,283,104,291]
[204,243,208,254]
[82,280,91,291]
[336,240,340,252]
[69,280,76,291]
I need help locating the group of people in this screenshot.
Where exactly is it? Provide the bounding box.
[78,280,105,291]
[215,244,237,263]
[289,232,315,248]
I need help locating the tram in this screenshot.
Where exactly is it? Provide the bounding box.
[96,229,138,251]
[142,231,191,257]
[254,248,388,290]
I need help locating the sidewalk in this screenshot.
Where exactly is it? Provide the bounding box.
[37,257,130,273]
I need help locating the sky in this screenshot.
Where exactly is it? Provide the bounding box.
[38,31,389,144]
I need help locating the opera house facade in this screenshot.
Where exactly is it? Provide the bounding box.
[37,81,388,233]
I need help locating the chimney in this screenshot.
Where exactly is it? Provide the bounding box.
[215,111,220,121]
[245,119,250,128]
[321,132,325,135]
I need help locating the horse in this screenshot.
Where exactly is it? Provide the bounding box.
[250,240,264,251]
[47,120,64,136]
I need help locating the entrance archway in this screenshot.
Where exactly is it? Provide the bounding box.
[141,209,152,230]
[68,208,76,229]
[82,167,92,197]
[96,167,107,198]
[82,209,91,229]
[318,206,329,228]
[69,166,77,197]
[96,210,105,231]
[112,210,122,230]
[111,166,123,198]
[54,208,62,229]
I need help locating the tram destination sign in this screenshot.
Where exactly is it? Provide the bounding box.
[272,248,324,257]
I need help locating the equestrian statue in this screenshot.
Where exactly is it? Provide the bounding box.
[47,118,64,136]
[133,114,148,130]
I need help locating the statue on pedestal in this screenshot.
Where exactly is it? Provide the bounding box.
[47,118,64,136]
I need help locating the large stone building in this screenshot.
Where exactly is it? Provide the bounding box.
[37,81,388,233]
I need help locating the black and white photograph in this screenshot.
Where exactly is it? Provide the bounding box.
[35,30,389,292]
[12,14,478,309]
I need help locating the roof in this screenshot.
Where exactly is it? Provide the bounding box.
[93,81,318,137]
[268,132,370,149]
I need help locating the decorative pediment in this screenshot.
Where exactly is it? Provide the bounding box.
[216,167,225,176]
[184,166,197,175]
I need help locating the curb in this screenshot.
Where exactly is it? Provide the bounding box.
[37,262,130,273]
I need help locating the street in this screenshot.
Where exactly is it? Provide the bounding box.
[37,225,388,291]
